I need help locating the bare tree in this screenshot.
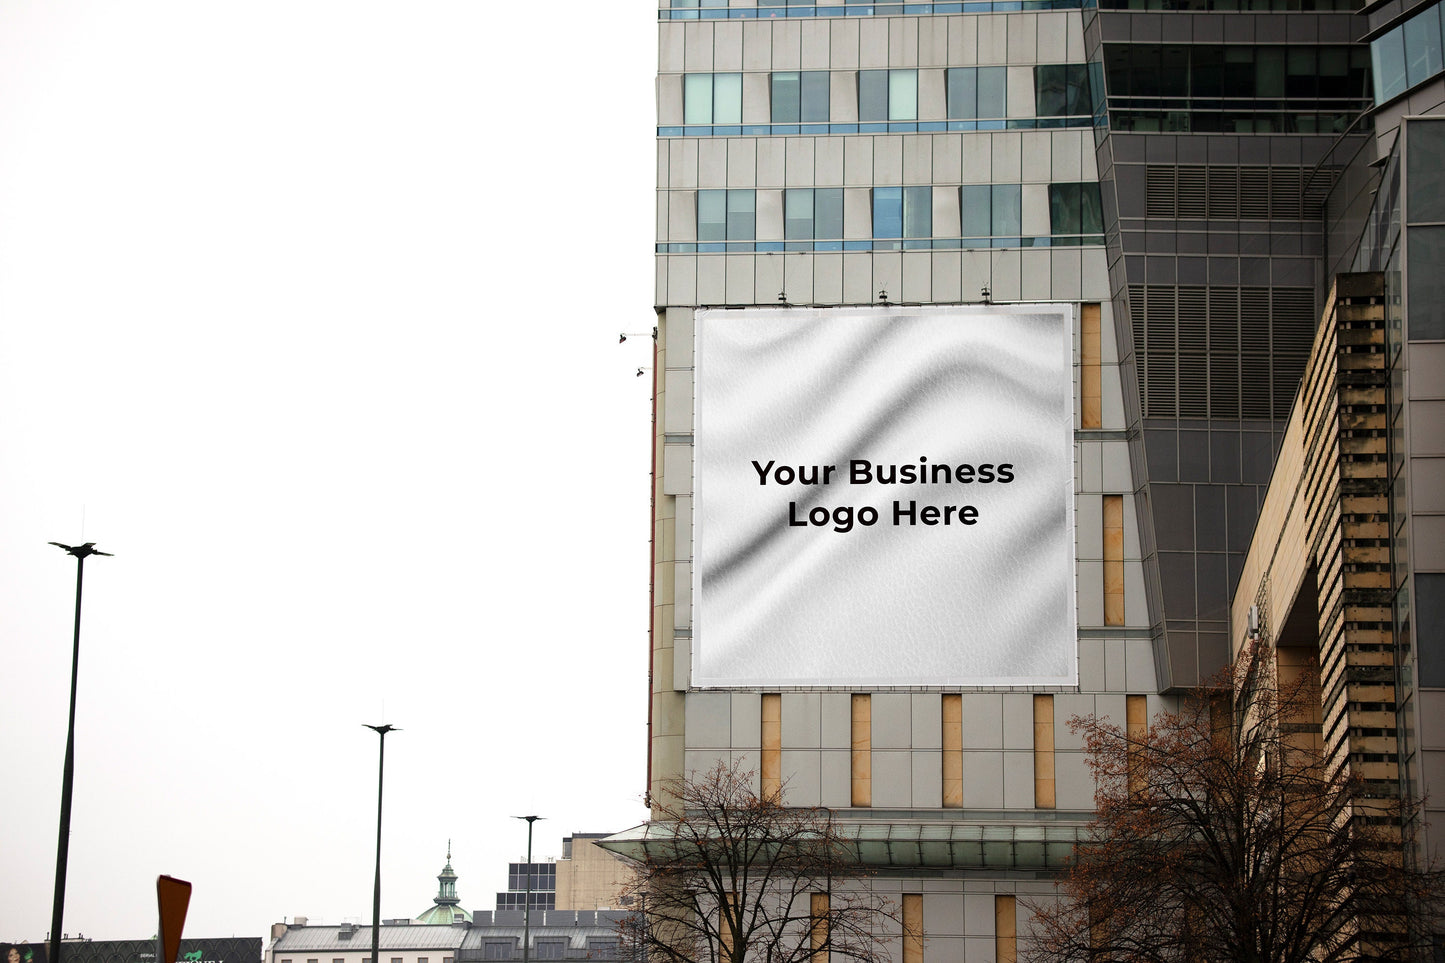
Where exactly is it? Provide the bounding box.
[615,761,898,963]
[1027,640,1442,963]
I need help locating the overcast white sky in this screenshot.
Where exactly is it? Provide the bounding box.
[0,2,656,943]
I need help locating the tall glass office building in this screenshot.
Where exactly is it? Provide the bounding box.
[637,0,1445,952]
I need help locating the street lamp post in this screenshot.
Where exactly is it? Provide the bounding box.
[365,724,399,963]
[47,541,111,963]
[515,815,542,963]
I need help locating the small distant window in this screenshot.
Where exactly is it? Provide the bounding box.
[586,939,618,960]
[535,942,566,961]
[483,944,513,961]
[419,957,429,963]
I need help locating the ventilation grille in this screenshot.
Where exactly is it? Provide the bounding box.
[1145,166,1327,220]
[1127,284,1317,419]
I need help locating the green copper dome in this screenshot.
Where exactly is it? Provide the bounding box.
[415,841,472,925]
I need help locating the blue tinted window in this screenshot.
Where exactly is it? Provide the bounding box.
[947,67,1007,119]
[874,187,903,238]
[772,71,830,122]
[1405,4,1444,89]
[1374,26,1408,101]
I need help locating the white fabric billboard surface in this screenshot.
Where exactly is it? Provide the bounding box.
[692,305,1077,687]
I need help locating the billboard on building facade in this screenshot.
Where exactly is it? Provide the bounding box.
[692,304,1077,687]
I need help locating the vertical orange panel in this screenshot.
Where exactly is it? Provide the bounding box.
[1033,695,1055,809]
[1127,694,1148,797]
[720,891,736,960]
[995,896,1017,963]
[811,892,830,963]
[851,694,871,807]
[1081,303,1103,430]
[1103,494,1125,626]
[761,693,782,799]
[903,893,924,963]
[942,694,963,809]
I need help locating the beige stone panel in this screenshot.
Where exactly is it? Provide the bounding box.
[1007,13,1037,62]
[684,21,714,70]
[813,253,844,304]
[932,251,963,303]
[773,19,803,69]
[891,16,919,66]
[830,17,861,69]
[801,19,830,69]
[845,135,875,184]
[714,20,744,70]
[660,23,686,72]
[920,15,949,66]
[727,138,757,187]
[786,137,817,186]
[742,19,771,70]
[948,15,977,66]
[658,75,684,126]
[860,17,889,67]
[919,68,947,121]
[831,71,859,123]
[976,15,1006,65]
[743,71,771,124]
[874,135,904,186]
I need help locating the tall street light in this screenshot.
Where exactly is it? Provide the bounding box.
[365,724,399,963]
[47,541,112,963]
[514,815,542,963]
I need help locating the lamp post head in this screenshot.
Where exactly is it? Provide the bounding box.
[49,542,112,558]
[515,815,543,824]
[364,724,399,736]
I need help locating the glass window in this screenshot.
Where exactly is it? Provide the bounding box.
[960,185,1021,241]
[772,71,829,122]
[1417,574,1445,687]
[586,939,619,959]
[1404,4,1444,89]
[483,944,513,961]
[948,67,1007,119]
[1409,119,1445,223]
[1048,183,1104,236]
[873,187,930,248]
[1408,226,1445,340]
[670,0,727,17]
[859,69,917,121]
[727,190,756,239]
[889,69,917,120]
[683,73,741,124]
[785,188,844,249]
[698,190,727,242]
[1035,64,1091,117]
[874,187,903,238]
[696,190,756,245]
[1374,26,1408,102]
[534,943,565,961]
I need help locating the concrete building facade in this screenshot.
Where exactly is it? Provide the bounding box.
[644,0,1443,954]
